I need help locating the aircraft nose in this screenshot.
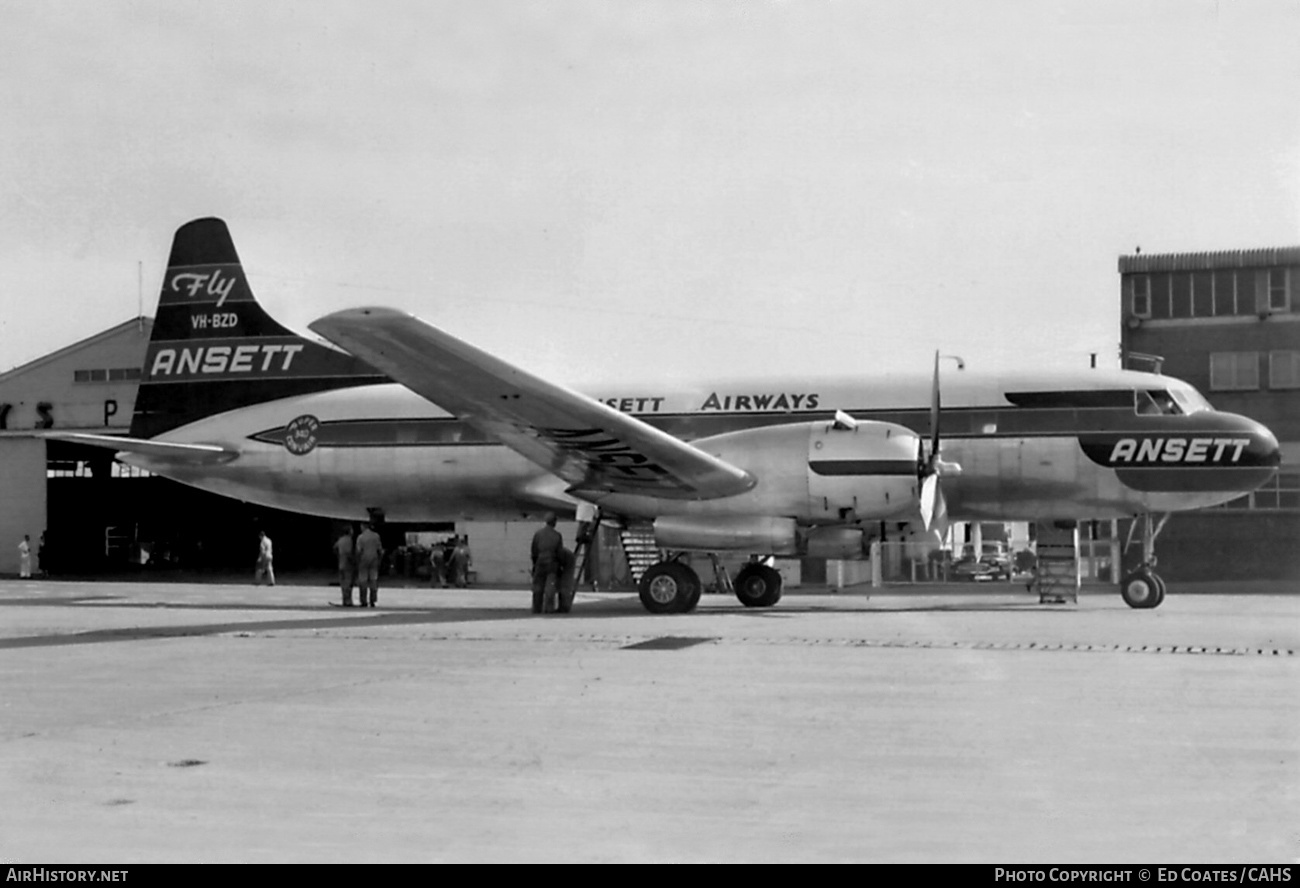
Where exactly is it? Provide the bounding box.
[1232,414,1282,469]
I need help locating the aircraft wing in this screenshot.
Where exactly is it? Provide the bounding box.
[42,432,239,465]
[309,308,756,500]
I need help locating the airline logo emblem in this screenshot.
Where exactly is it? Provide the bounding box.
[1100,437,1250,465]
[284,415,320,456]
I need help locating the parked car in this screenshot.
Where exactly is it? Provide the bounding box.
[952,542,1012,581]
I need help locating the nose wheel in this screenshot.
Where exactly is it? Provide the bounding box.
[1121,513,1169,609]
[1119,569,1166,609]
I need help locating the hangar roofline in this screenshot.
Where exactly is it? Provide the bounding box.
[1118,246,1300,274]
[0,316,153,382]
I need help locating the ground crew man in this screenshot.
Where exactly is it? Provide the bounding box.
[555,545,576,613]
[255,531,275,586]
[18,535,31,579]
[334,527,357,606]
[450,536,471,588]
[355,523,384,607]
[430,541,447,587]
[530,513,564,613]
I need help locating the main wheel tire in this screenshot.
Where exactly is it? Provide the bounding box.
[1120,570,1161,609]
[1150,572,1167,609]
[734,563,782,608]
[638,562,700,614]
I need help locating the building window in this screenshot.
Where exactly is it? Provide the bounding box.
[1171,273,1192,318]
[1130,276,1151,318]
[1269,351,1300,390]
[1210,352,1260,391]
[1217,471,1300,511]
[1212,270,1236,315]
[74,367,142,383]
[1269,268,1290,312]
[1192,271,1213,317]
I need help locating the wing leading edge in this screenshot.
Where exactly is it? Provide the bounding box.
[309,307,755,500]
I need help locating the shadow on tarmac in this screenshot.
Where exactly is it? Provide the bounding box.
[0,588,1087,651]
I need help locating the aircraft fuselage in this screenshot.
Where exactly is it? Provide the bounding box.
[126,368,1281,525]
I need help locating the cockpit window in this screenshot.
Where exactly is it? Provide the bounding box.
[1134,390,1182,416]
[1169,387,1212,415]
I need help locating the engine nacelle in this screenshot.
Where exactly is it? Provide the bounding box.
[586,418,925,533]
[695,418,922,522]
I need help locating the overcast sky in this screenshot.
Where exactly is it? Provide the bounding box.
[2,1,1297,385]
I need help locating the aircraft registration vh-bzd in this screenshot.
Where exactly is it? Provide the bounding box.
[52,218,1280,613]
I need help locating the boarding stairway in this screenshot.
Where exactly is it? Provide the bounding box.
[570,515,662,590]
[1030,521,1079,604]
[619,522,660,586]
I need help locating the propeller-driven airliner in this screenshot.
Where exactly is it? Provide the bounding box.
[53,219,1281,612]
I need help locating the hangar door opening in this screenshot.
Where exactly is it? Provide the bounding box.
[44,439,335,575]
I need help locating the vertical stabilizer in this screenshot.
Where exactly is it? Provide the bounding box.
[131,218,387,438]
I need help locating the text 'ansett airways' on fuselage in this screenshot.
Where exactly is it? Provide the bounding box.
[599,392,821,413]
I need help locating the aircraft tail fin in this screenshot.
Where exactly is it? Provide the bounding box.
[131,218,387,438]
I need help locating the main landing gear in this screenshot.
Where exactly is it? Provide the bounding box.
[1119,513,1169,609]
[637,558,785,613]
[638,560,702,614]
[733,562,782,608]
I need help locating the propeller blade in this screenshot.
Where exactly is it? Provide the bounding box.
[929,349,941,466]
[919,351,955,531]
[920,473,938,530]
[920,473,950,532]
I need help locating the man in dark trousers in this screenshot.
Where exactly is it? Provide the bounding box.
[334,526,357,606]
[450,536,471,588]
[530,513,564,614]
[355,523,384,607]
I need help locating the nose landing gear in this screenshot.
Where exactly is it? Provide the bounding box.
[1120,513,1169,609]
[1119,568,1166,609]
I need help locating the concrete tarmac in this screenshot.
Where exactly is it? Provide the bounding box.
[0,580,1296,863]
